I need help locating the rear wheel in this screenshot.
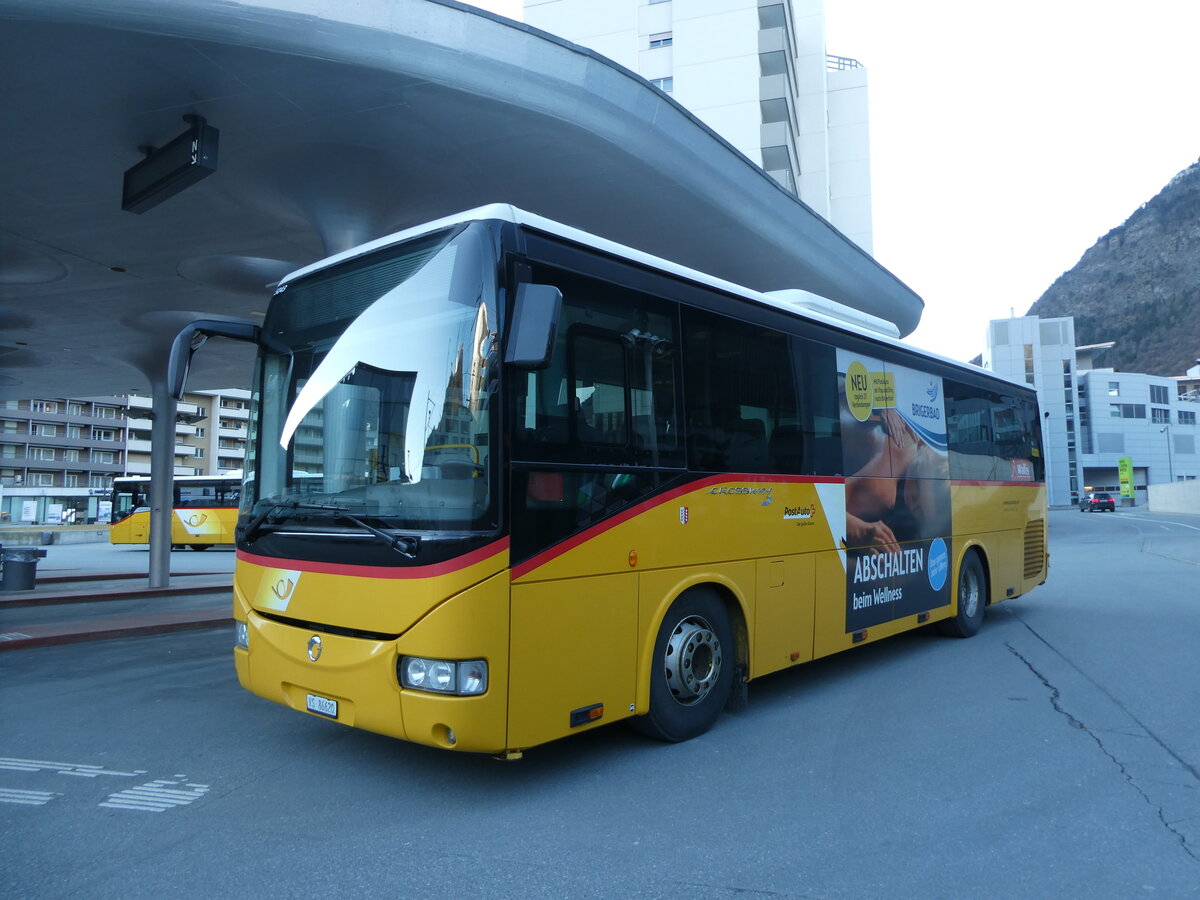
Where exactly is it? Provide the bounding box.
[938,550,987,638]
[189,544,210,551]
[632,588,734,742]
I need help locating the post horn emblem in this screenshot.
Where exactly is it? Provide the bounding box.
[307,635,322,662]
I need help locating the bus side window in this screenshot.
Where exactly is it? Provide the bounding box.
[682,308,799,474]
[512,265,683,469]
[945,378,1042,482]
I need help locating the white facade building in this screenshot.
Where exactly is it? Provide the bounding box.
[983,316,1080,507]
[523,0,874,252]
[1076,367,1198,500]
[984,315,1199,507]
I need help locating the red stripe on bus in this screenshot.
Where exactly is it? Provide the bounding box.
[951,480,1044,487]
[236,538,509,579]
[511,473,844,580]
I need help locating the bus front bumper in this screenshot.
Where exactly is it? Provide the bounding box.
[233,571,512,754]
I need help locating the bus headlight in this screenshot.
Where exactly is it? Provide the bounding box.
[399,656,488,695]
[234,620,249,650]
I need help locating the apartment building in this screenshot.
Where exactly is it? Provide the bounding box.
[0,389,249,525]
[122,389,250,478]
[523,0,874,251]
[0,397,128,523]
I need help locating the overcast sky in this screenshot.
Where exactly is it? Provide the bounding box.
[465,0,1200,362]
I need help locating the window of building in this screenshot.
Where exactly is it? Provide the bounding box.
[1180,410,1197,426]
[91,449,115,464]
[66,402,84,416]
[32,400,58,413]
[91,427,116,441]
[89,474,111,489]
[760,97,789,124]
[30,446,56,461]
[1151,408,1170,424]
[1108,381,1120,396]
[195,448,205,459]
[31,422,57,436]
[650,77,674,92]
[67,424,83,439]
[759,3,786,28]
[1150,384,1169,405]
[30,472,56,486]
[1109,403,1145,419]
[64,473,80,487]
[1023,345,1034,384]
[195,427,205,438]
[0,444,15,458]
[0,419,18,433]
[648,32,673,48]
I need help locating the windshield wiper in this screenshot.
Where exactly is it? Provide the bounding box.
[282,501,421,558]
[238,500,291,544]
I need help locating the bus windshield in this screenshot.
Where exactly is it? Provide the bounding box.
[244,222,500,534]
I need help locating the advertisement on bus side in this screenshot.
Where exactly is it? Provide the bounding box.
[837,351,952,632]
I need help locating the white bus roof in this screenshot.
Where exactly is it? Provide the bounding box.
[279,205,1013,388]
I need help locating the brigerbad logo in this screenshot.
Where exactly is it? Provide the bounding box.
[927,538,948,591]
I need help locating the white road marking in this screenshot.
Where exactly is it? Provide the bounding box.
[100,778,209,813]
[0,788,59,806]
[0,757,145,778]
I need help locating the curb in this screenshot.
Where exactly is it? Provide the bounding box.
[0,578,232,609]
[0,607,232,651]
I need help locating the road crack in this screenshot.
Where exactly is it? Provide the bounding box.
[1005,640,1199,864]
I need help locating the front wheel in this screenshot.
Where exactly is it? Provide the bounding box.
[631,588,734,742]
[189,544,210,551]
[937,550,987,638]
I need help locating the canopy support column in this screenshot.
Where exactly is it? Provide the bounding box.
[148,377,177,588]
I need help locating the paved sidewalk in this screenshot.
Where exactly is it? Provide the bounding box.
[0,542,234,651]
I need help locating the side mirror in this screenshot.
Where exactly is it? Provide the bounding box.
[168,318,263,400]
[504,283,562,370]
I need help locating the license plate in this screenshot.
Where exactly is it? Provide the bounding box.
[305,693,338,718]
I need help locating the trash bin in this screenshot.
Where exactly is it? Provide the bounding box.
[0,547,47,592]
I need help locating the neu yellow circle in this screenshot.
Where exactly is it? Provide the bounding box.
[845,360,872,421]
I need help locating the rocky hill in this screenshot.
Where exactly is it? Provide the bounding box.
[1024,157,1200,376]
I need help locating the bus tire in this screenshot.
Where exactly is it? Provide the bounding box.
[632,588,734,742]
[189,544,209,551]
[938,549,987,638]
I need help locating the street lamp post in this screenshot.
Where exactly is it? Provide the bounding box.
[1160,424,1175,482]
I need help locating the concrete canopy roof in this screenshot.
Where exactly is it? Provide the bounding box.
[0,0,923,400]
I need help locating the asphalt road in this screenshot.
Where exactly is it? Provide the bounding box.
[2,509,1197,898]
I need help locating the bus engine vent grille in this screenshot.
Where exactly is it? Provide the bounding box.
[1023,519,1045,579]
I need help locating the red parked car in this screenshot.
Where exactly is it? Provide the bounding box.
[1079,491,1116,512]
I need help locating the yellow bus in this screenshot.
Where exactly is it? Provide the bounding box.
[182,205,1046,755]
[109,475,241,550]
